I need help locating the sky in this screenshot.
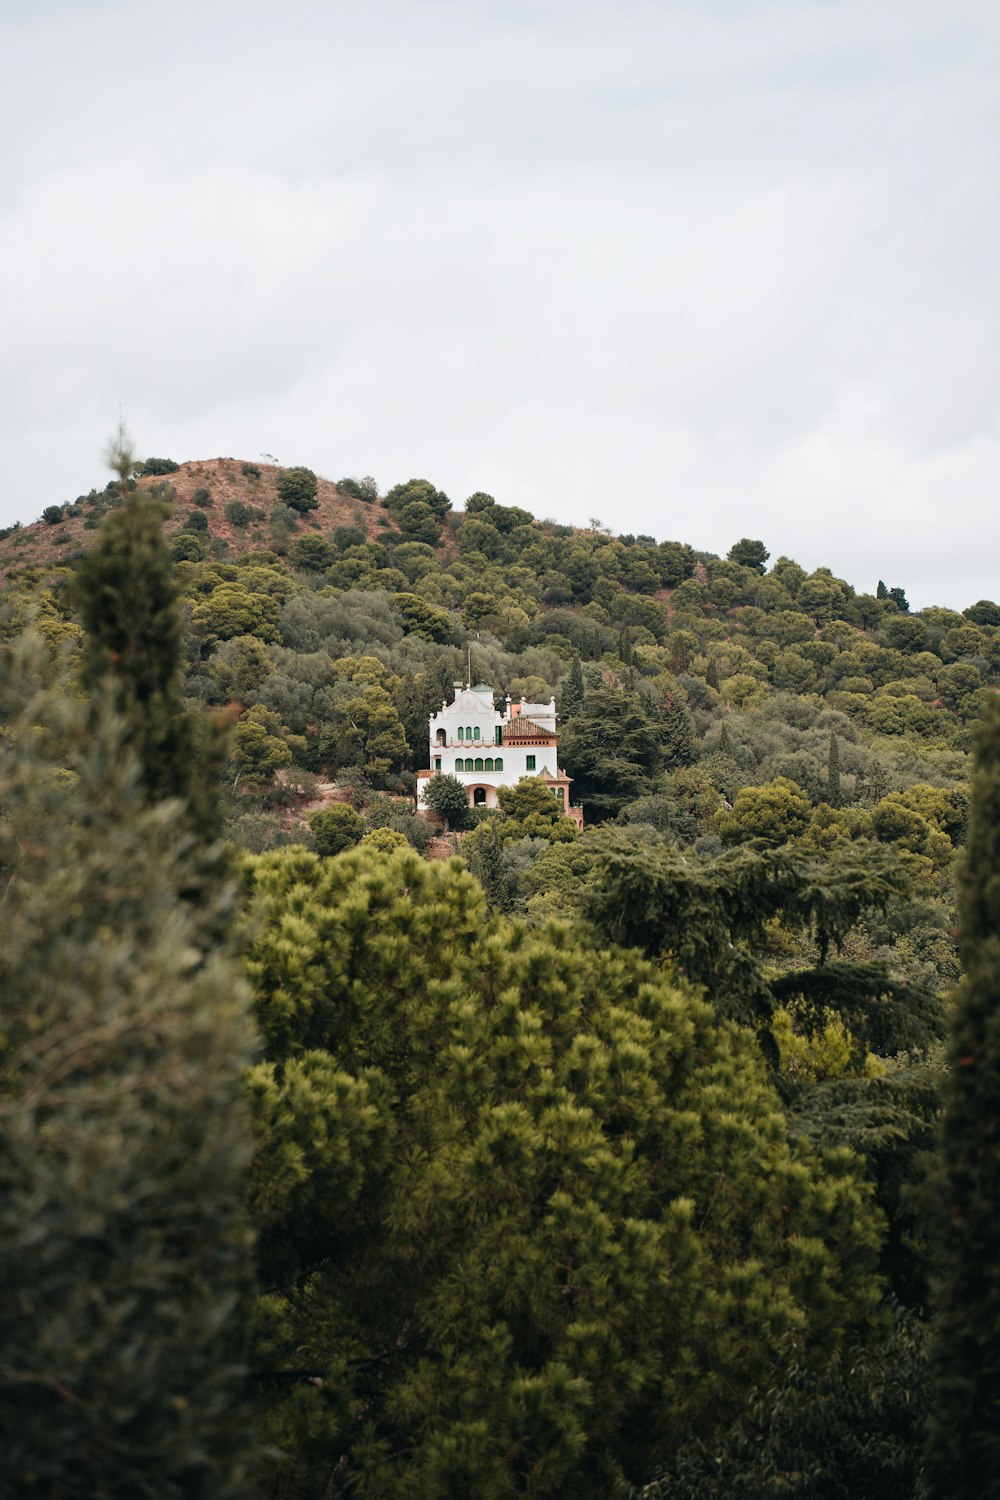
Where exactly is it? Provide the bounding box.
[2,0,998,610]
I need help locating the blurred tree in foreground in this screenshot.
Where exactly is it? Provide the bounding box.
[0,639,256,1498]
[0,474,256,1496]
[926,697,1000,1498]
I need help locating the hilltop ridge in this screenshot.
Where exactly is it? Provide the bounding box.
[0,458,391,579]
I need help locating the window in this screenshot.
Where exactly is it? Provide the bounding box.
[494,757,503,771]
[526,755,536,770]
[434,757,441,771]
[455,757,464,771]
[457,727,464,742]
[466,725,473,739]
[473,727,480,741]
[484,758,494,771]
[474,757,484,771]
[495,726,502,745]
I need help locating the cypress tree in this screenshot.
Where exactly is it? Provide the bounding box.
[561,655,585,722]
[466,815,510,909]
[827,731,842,808]
[0,637,256,1497]
[926,697,1000,1498]
[71,488,225,838]
[661,690,697,769]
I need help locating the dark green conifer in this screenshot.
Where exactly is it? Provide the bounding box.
[0,637,255,1498]
[466,815,509,909]
[926,697,1000,1499]
[561,655,585,721]
[661,690,697,769]
[827,731,842,808]
[71,489,225,838]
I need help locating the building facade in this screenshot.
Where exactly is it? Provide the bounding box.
[417,682,582,828]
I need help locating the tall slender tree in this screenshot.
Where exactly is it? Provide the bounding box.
[827,731,842,808]
[0,634,255,1492]
[926,697,1000,1498]
[71,473,225,837]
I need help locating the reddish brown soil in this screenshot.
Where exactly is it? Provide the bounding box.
[0,458,394,583]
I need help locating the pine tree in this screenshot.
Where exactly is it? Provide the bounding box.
[926,697,1000,1498]
[0,637,256,1498]
[244,845,885,1498]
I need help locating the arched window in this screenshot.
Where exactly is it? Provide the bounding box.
[435,728,446,746]
[484,757,494,771]
[457,727,464,742]
[466,726,473,740]
[474,757,484,771]
[455,757,464,771]
[494,757,503,771]
[473,726,481,741]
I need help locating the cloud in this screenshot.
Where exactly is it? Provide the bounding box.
[1,0,998,609]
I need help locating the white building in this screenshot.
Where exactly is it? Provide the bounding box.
[417,681,582,828]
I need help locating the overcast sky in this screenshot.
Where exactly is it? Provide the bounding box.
[2,0,998,609]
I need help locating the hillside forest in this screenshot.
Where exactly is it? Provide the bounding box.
[2,445,999,1498]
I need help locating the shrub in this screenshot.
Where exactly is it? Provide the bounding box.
[139,458,180,476]
[308,802,365,857]
[332,523,366,552]
[337,475,379,502]
[184,510,208,533]
[267,505,300,555]
[241,462,262,480]
[289,534,336,572]
[41,505,64,525]
[225,500,255,529]
[192,487,213,508]
[227,808,309,854]
[170,532,207,562]
[276,466,318,513]
[359,825,410,852]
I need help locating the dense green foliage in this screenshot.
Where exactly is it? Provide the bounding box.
[0,655,255,1488]
[2,449,996,1495]
[244,846,884,1498]
[275,467,318,513]
[627,1308,929,1500]
[926,698,1000,1498]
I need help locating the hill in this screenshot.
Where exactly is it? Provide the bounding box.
[0,457,393,580]
[3,449,995,1496]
